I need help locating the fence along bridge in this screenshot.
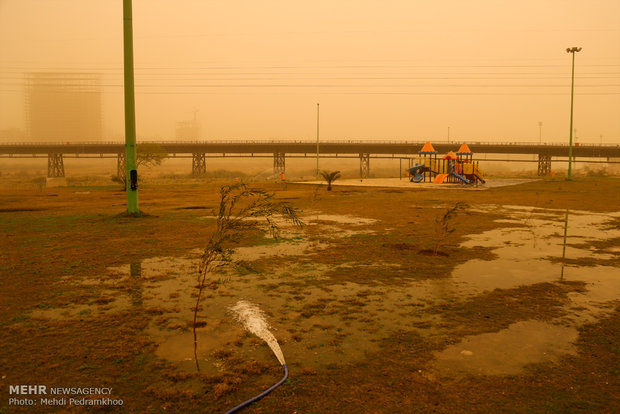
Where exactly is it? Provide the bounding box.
[1,141,619,179]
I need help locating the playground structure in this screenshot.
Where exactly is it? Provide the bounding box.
[408,142,486,185]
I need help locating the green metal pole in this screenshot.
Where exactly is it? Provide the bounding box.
[567,51,575,180]
[316,103,320,177]
[124,0,139,213]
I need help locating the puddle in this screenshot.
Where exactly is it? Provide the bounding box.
[435,320,578,377]
[454,206,620,303]
[25,206,620,378]
[432,205,620,376]
[232,240,326,261]
[27,212,400,373]
[137,263,444,374]
[29,252,444,373]
[303,212,378,226]
[199,212,377,226]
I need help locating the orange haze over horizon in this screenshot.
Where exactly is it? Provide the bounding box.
[1,0,619,144]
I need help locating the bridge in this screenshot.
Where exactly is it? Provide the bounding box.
[1,141,619,179]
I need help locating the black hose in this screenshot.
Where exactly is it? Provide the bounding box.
[224,364,288,414]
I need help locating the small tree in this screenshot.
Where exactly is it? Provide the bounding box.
[320,170,341,191]
[136,143,167,169]
[432,202,468,255]
[192,183,303,371]
[112,143,168,188]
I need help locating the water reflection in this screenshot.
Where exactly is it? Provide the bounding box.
[560,209,569,280]
[130,262,142,306]
[130,262,142,278]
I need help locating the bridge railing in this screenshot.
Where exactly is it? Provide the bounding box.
[1,140,619,147]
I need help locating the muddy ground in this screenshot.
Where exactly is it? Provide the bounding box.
[1,175,619,413]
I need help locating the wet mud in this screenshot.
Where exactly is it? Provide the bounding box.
[26,206,620,379]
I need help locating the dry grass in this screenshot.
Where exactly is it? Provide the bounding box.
[1,175,619,412]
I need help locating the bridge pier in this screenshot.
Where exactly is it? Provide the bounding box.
[117,152,125,180]
[359,153,370,179]
[192,152,207,176]
[537,154,552,176]
[273,152,286,174]
[47,153,65,177]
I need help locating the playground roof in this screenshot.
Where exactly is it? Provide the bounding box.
[457,143,472,154]
[442,150,458,160]
[419,141,436,153]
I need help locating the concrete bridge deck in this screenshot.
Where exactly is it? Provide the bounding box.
[1,140,619,157]
[1,140,618,178]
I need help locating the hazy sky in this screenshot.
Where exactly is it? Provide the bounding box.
[1,0,619,143]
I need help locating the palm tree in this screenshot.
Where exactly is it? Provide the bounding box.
[320,170,341,191]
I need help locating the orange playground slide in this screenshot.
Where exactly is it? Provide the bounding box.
[433,174,448,184]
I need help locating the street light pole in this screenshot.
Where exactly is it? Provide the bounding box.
[123,0,139,213]
[538,121,542,144]
[566,46,582,180]
[316,103,320,177]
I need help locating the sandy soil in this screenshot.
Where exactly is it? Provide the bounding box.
[0,175,619,413]
[299,177,540,189]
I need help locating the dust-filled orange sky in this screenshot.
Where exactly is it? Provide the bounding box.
[1,0,619,143]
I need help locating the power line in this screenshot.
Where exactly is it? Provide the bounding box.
[2,64,620,71]
[3,89,618,95]
[3,75,620,81]
[4,82,619,88]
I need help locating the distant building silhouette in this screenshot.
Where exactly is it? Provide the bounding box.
[25,72,102,142]
[176,119,200,141]
[0,127,25,143]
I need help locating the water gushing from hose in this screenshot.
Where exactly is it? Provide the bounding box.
[225,300,288,413]
[230,300,286,365]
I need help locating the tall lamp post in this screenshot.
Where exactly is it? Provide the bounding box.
[538,121,542,144]
[123,0,139,213]
[316,103,320,177]
[566,46,582,180]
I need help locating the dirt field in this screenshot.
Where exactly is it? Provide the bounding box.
[1,174,619,413]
